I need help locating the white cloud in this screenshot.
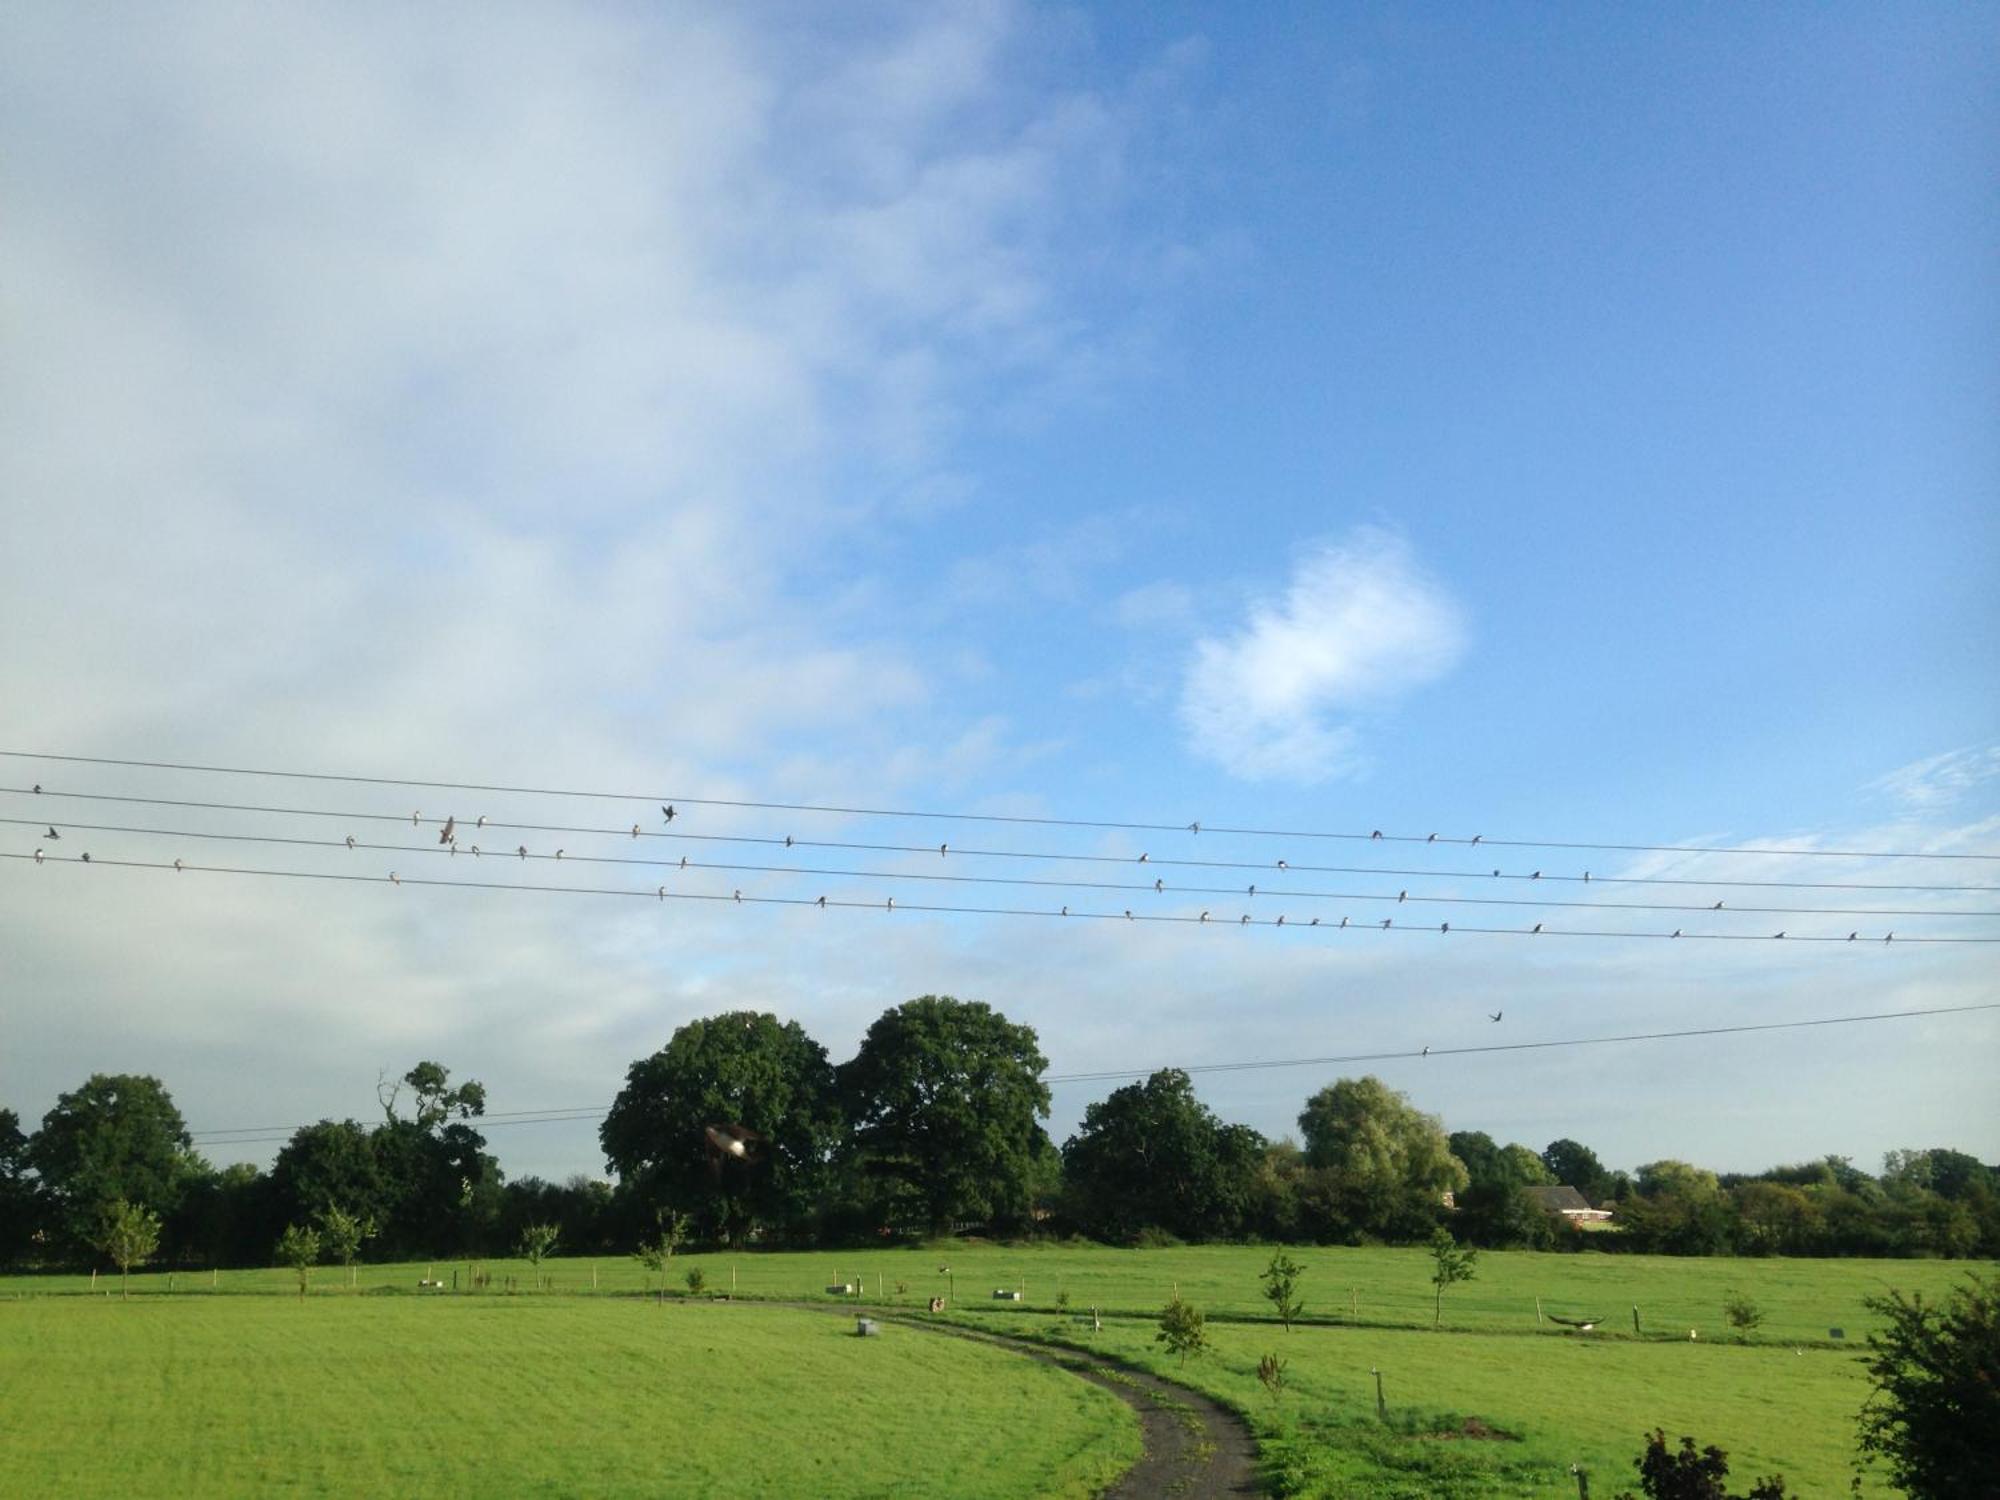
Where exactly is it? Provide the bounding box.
[1178,530,1467,781]
[1866,745,2000,812]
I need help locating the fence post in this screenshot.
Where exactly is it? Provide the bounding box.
[1631,1305,1641,1336]
[1371,1367,1387,1420]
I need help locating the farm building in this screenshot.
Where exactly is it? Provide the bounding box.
[1522,1185,1613,1223]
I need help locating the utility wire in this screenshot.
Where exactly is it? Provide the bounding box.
[9,787,1996,895]
[8,750,1993,861]
[8,850,1993,943]
[180,1001,2000,1145]
[7,818,1993,922]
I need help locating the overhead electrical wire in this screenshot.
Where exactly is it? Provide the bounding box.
[7,786,1996,895]
[8,750,1994,861]
[7,850,1994,943]
[179,1000,2000,1146]
[5,817,1993,922]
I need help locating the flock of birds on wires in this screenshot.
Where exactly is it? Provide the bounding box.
[4,750,1999,951]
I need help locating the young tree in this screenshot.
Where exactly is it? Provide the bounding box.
[1721,1293,1762,1336]
[1156,1294,1210,1367]
[1613,1430,1787,1499]
[1855,1274,1999,1498]
[1260,1249,1305,1332]
[316,1206,372,1289]
[99,1198,161,1299]
[276,1224,321,1299]
[1428,1226,1477,1329]
[519,1221,560,1281]
[1256,1352,1288,1404]
[632,1209,689,1295]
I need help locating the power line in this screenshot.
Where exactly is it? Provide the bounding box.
[180,1001,2000,1144]
[8,817,1994,922]
[8,749,1993,861]
[10,786,1997,895]
[8,850,1993,942]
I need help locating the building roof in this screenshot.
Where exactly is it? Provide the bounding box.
[1523,1185,1595,1214]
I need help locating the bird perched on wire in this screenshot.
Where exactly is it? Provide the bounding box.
[784,835,793,848]
[174,859,183,873]
[1276,859,1288,870]
[345,835,356,850]
[438,816,455,845]
[517,845,527,859]
[1188,821,1200,835]
[476,815,486,829]
[32,784,40,794]
[1531,923,1543,934]
[1138,852,1149,863]
[938,843,947,857]
[1154,878,1164,893]
[80,852,90,863]
[33,848,43,864]
[1371,829,1383,839]
[816,895,826,908]
[631,824,641,839]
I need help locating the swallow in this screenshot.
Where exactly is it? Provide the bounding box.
[631,824,641,838]
[1276,915,1285,926]
[733,890,742,902]
[556,849,565,859]
[32,784,40,794]
[412,810,421,825]
[1309,917,1320,926]
[1248,884,1256,897]
[1884,932,1894,942]
[1421,1045,1429,1056]
[1773,931,1784,940]
[1371,830,1383,839]
[1124,910,1133,920]
[1441,922,1449,933]
[939,843,947,857]
[1381,917,1391,928]
[43,827,58,840]
[1532,923,1543,934]
[886,897,894,911]
[469,846,480,857]
[1583,871,1591,883]
[1240,914,1250,924]
[658,887,666,900]
[1488,1011,1502,1022]
[1277,859,1288,870]
[1199,911,1209,922]
[390,871,399,884]
[1154,878,1164,893]
[438,816,455,845]
[1470,835,1482,845]
[1492,869,1500,877]
[476,815,486,829]
[1138,853,1149,863]
[345,835,356,850]
[816,895,826,908]
[1531,871,1541,880]
[517,846,527,859]
[1339,917,1348,928]
[174,858,183,872]
[1713,901,1724,910]
[80,852,89,862]
[33,849,43,864]
[679,856,688,869]
[1062,906,1069,916]
[1188,822,1200,834]
[1398,890,1407,902]
[785,835,793,848]
[662,805,676,822]
[1427,833,1437,843]
[1848,932,1857,941]
[1671,929,1681,938]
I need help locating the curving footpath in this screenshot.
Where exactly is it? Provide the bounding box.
[844,1311,1259,1499]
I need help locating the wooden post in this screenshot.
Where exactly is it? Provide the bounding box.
[212,1267,218,1290]
[1536,1296,1544,1325]
[731,1265,737,1298]
[1632,1305,1641,1336]
[90,1268,97,1292]
[1371,1367,1387,1420]
[1351,1287,1358,1319]
[1572,1463,1590,1498]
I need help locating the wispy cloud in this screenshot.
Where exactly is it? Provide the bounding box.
[1178,530,1466,781]
[1866,745,2000,812]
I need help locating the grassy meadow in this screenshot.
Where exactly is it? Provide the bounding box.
[3,1243,1986,1497]
[0,1296,1136,1499]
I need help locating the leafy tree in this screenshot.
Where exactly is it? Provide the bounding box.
[1451,1131,1559,1248]
[1260,1250,1305,1332]
[367,1062,500,1258]
[518,1221,560,1275]
[1542,1138,1612,1203]
[632,1209,689,1293]
[0,1108,36,1267]
[840,996,1053,1237]
[276,1224,321,1299]
[269,1121,385,1230]
[685,1266,707,1295]
[316,1205,372,1288]
[382,1060,487,1131]
[1637,1160,1721,1200]
[1156,1294,1210,1367]
[1855,1274,1999,1498]
[28,1074,197,1258]
[601,1011,841,1244]
[1613,1430,1786,1499]
[1061,1069,1265,1242]
[99,1198,161,1298]
[1721,1293,1762,1335]
[1297,1077,1466,1241]
[1427,1226,1477,1329]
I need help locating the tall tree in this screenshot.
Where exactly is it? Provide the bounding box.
[27,1074,198,1258]
[369,1063,499,1258]
[1542,1138,1612,1203]
[1297,1077,1466,1241]
[268,1120,386,1229]
[840,995,1052,1237]
[1062,1069,1265,1242]
[601,1011,841,1244]
[0,1108,35,1266]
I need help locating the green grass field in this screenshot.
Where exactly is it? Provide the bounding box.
[0,1296,1137,1499]
[3,1243,1986,1496]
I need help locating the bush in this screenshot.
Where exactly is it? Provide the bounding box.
[684,1267,706,1295]
[1856,1274,1999,1498]
[1721,1293,1762,1335]
[1614,1429,1786,1499]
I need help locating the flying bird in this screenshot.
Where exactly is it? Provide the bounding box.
[438,816,455,845]
[1488,1010,1502,1022]
[662,805,676,822]
[44,827,60,840]
[1546,1314,1604,1331]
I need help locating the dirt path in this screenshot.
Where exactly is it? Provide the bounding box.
[834,1310,1259,1498]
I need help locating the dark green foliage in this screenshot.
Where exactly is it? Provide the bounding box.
[0,1108,35,1266]
[1721,1293,1762,1334]
[600,1011,841,1245]
[1260,1249,1305,1331]
[268,1120,385,1230]
[1155,1293,1209,1366]
[839,996,1052,1237]
[1855,1275,2000,1499]
[1297,1077,1465,1242]
[1613,1430,1786,1499]
[27,1075,197,1258]
[1542,1138,1612,1204]
[1450,1131,1560,1249]
[1060,1069,1265,1242]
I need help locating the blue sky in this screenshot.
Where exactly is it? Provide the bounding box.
[2,3,1994,1183]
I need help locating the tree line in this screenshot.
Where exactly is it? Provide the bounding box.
[3,994,1995,1269]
